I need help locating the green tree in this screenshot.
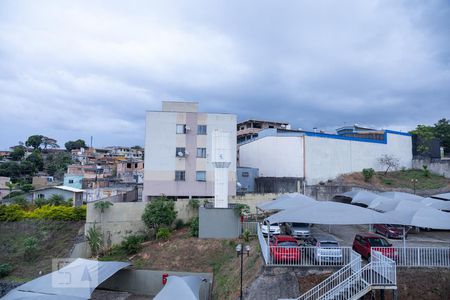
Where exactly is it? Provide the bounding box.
[0,162,21,181]
[142,196,177,231]
[46,152,73,177]
[434,118,450,153]
[65,139,87,151]
[20,183,34,193]
[9,146,26,161]
[26,150,44,171]
[25,135,44,150]
[19,160,37,176]
[41,136,59,151]
[5,182,16,199]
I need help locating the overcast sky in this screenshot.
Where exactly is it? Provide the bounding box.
[1,0,449,150]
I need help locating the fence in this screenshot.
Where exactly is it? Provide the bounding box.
[256,223,354,267]
[257,223,270,263]
[241,221,259,236]
[369,250,397,286]
[373,247,450,267]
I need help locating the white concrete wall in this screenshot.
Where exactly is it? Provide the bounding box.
[238,136,304,177]
[305,132,412,184]
[238,132,412,185]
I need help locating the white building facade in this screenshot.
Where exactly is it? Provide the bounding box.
[143,101,237,201]
[239,128,412,185]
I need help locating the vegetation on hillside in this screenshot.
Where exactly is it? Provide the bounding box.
[343,169,449,191]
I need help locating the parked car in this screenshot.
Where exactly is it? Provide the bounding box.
[309,235,343,264]
[373,224,409,239]
[352,233,398,261]
[287,222,311,238]
[261,222,281,236]
[270,235,301,263]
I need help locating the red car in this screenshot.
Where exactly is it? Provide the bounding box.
[270,235,301,263]
[352,233,398,261]
[373,224,408,239]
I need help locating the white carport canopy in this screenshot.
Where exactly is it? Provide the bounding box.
[383,208,450,230]
[337,190,379,206]
[421,197,450,211]
[369,198,430,212]
[257,193,317,211]
[381,191,424,202]
[2,259,130,300]
[432,192,450,201]
[154,276,202,300]
[266,201,390,225]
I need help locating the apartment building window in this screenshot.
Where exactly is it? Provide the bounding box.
[176,124,186,134]
[196,171,206,181]
[175,171,186,181]
[175,147,186,157]
[242,172,249,177]
[38,194,45,199]
[196,148,206,158]
[68,179,74,184]
[197,125,207,135]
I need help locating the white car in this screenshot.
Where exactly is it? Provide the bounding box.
[261,222,281,236]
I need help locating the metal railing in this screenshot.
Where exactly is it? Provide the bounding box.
[268,246,354,267]
[369,250,397,286]
[241,221,259,236]
[372,247,450,267]
[257,223,270,264]
[297,250,361,300]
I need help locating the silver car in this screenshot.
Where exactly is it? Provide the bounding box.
[287,222,311,238]
[310,235,343,263]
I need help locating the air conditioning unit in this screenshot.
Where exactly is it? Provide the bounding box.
[185,126,191,131]
[177,151,185,157]
[184,150,190,156]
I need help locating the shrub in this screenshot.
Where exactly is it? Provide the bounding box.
[156,227,171,240]
[0,204,25,221]
[10,196,29,208]
[121,234,145,255]
[174,219,185,229]
[242,229,251,242]
[142,196,177,231]
[188,199,200,210]
[0,263,12,278]
[189,217,199,237]
[234,203,250,216]
[86,224,103,257]
[24,236,39,261]
[362,168,375,182]
[422,165,431,178]
[48,194,71,206]
[25,205,86,221]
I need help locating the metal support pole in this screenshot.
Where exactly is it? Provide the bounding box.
[240,248,243,300]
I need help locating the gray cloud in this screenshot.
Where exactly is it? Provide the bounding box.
[0,0,449,149]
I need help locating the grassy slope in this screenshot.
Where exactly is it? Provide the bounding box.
[0,220,84,281]
[100,227,263,299]
[339,169,450,191]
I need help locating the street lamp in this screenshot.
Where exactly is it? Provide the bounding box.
[236,244,251,300]
[411,179,418,194]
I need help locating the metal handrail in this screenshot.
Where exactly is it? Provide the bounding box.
[372,246,450,267]
[297,250,361,300]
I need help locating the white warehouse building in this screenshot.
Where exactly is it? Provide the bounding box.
[239,127,412,185]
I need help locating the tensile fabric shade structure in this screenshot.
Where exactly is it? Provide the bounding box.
[369,197,429,212]
[266,201,389,225]
[154,276,203,300]
[380,191,424,202]
[431,192,450,201]
[420,197,450,211]
[336,190,379,206]
[2,259,130,300]
[383,207,450,230]
[257,193,316,211]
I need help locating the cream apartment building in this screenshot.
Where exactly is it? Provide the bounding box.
[143,101,236,201]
